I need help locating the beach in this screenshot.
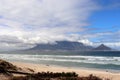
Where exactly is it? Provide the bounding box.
[0,52,120,80]
[11,61,120,80]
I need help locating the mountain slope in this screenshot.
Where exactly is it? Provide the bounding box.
[93,44,112,51]
[29,41,93,51]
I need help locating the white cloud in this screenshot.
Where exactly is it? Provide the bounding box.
[1,0,119,50]
[0,0,98,50]
[83,30,120,49]
[0,0,119,50]
[0,0,96,28]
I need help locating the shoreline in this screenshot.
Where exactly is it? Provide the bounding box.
[11,61,120,80]
[10,60,120,73]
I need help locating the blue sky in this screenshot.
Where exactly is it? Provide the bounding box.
[87,0,120,46]
[0,0,119,50]
[90,0,120,33]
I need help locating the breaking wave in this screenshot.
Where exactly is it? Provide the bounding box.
[0,54,120,65]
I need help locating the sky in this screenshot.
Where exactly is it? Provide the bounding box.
[0,0,120,51]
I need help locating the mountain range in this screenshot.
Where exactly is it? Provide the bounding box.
[29,41,112,51]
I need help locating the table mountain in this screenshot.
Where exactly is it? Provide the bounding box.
[29,41,93,51]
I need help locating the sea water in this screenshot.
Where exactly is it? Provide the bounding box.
[0,51,120,72]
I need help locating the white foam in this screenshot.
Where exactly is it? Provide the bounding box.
[0,54,120,65]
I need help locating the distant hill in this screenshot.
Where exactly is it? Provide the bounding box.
[27,41,114,51]
[93,44,112,51]
[29,41,93,51]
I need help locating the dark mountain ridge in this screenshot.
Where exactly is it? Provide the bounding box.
[29,41,93,51]
[29,41,113,51]
[93,44,112,51]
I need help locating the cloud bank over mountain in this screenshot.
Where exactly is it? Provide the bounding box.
[0,0,119,50]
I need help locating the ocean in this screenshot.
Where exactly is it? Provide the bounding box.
[0,51,120,72]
